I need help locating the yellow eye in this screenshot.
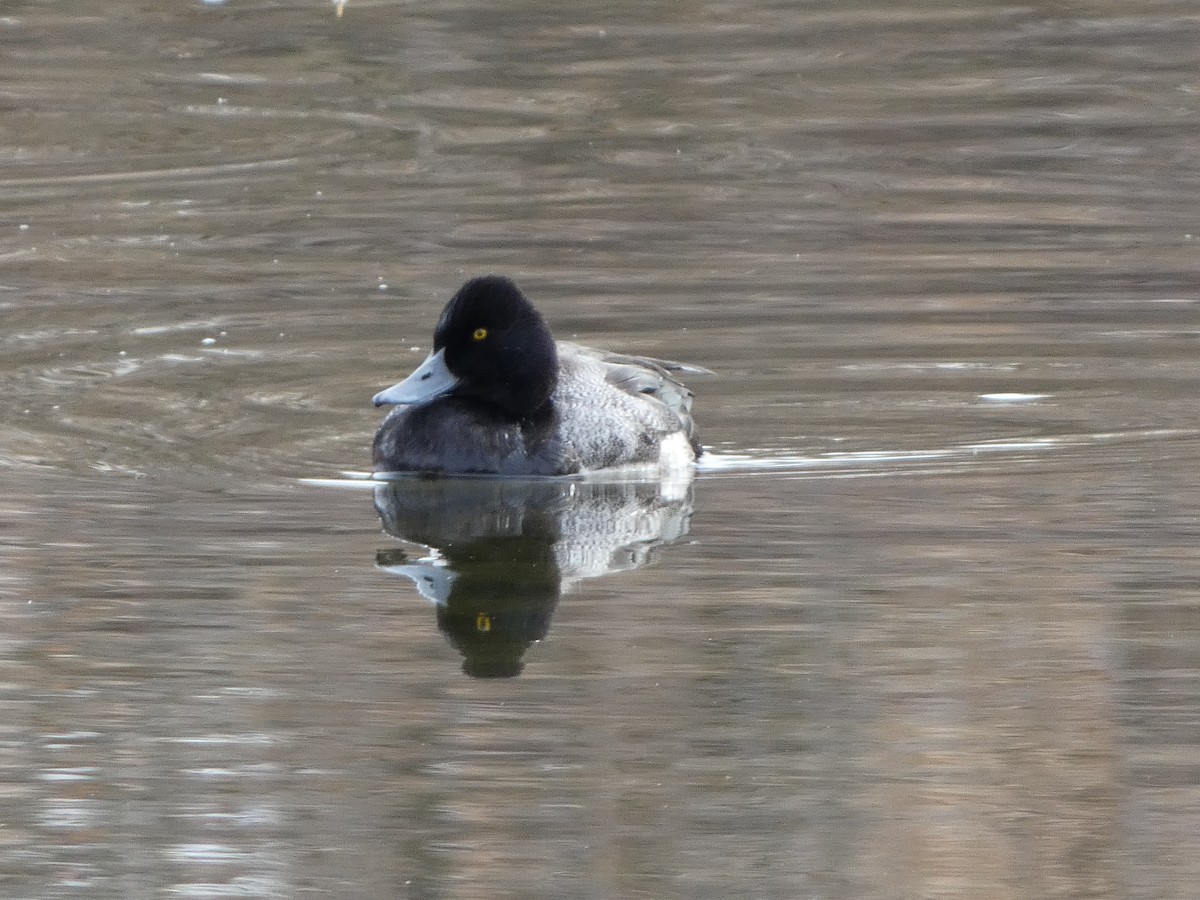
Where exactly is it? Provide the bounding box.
[472,327,488,341]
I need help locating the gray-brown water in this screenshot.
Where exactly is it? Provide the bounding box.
[2,1,1198,897]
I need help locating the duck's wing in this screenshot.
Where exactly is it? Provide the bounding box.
[558,341,713,425]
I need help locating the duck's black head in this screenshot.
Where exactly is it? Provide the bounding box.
[433,276,558,418]
[372,276,559,418]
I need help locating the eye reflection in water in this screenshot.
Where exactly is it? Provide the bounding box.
[373,474,696,678]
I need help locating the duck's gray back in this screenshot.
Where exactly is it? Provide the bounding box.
[551,347,698,470]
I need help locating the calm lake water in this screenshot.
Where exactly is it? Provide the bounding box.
[2,1,1198,897]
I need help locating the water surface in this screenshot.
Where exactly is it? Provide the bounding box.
[1,1,1198,897]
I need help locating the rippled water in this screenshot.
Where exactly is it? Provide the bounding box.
[2,1,1198,897]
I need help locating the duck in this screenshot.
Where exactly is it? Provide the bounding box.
[371,275,709,476]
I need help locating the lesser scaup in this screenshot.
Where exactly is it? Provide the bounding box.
[372,275,709,476]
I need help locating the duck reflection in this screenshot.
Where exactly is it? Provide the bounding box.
[374,476,695,678]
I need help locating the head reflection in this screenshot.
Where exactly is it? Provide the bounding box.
[374,475,695,678]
